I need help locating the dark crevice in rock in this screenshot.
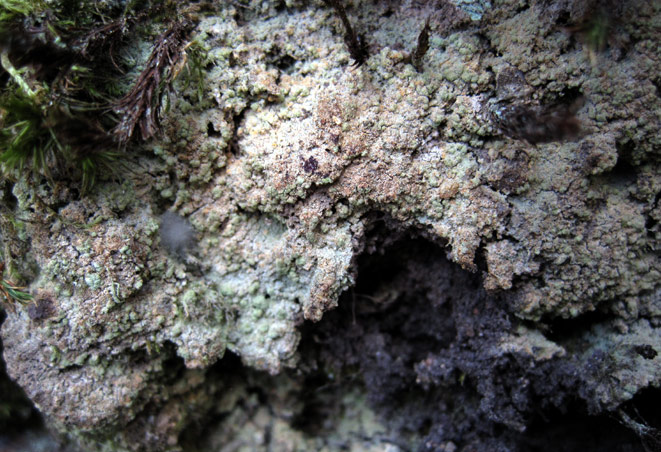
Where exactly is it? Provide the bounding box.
[297,236,494,442]
[177,351,278,451]
[619,387,661,451]
[358,211,449,258]
[493,400,643,452]
[521,387,661,452]
[206,121,222,138]
[514,2,530,16]
[292,231,657,450]
[611,140,640,182]
[153,169,181,213]
[177,358,242,446]
[555,10,571,26]
[290,372,345,436]
[358,211,411,253]
[228,108,248,158]
[158,327,645,450]
[1,183,18,212]
[160,341,187,381]
[553,85,583,105]
[645,191,660,239]
[474,242,490,274]
[541,308,612,345]
[265,44,298,73]
[0,312,73,451]
[653,77,661,98]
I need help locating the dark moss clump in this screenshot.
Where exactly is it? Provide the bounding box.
[0,0,202,194]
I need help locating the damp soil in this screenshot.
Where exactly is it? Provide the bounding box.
[177,235,657,451]
[292,237,655,451]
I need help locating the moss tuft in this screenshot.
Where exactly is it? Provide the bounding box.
[0,0,203,194]
[0,261,32,310]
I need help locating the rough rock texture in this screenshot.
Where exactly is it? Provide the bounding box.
[1,0,660,450]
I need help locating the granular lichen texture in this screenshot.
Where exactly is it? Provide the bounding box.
[0,0,660,451]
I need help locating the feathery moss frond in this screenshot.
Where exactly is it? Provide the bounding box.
[113,18,194,142]
[0,0,45,21]
[0,261,33,309]
[179,38,208,103]
[1,278,32,303]
[77,149,121,194]
[0,91,57,179]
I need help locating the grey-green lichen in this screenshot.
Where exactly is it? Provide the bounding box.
[0,0,659,450]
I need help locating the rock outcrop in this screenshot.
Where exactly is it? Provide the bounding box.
[1,0,659,450]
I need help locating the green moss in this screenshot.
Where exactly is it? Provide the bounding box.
[0,0,207,196]
[0,93,55,176]
[0,0,45,21]
[0,277,32,306]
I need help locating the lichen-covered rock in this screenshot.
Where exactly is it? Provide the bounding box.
[1,0,659,450]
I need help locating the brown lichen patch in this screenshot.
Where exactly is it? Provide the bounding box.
[27,290,57,322]
[480,148,531,195]
[484,240,540,291]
